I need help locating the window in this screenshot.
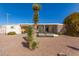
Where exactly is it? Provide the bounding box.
[45,26,49,32]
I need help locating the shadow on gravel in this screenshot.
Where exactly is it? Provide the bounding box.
[21,36,29,48]
[67,45,79,51]
[23,37,28,41]
[21,42,29,48]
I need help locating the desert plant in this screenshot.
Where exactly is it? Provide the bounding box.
[38,26,43,33]
[27,26,38,50]
[64,12,79,36]
[27,26,33,49]
[32,3,41,32]
[7,32,16,35]
[31,41,37,49]
[32,3,41,49]
[32,3,41,24]
[27,26,33,41]
[22,26,28,33]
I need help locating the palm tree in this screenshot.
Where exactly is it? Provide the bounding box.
[32,3,41,40]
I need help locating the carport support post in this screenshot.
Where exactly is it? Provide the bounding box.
[44,25,45,33]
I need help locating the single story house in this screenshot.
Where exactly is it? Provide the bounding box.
[0,23,65,35]
[0,25,21,34]
[20,23,65,34]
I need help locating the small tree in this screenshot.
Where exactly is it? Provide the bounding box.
[64,12,79,36]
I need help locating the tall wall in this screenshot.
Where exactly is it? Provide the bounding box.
[47,25,57,33]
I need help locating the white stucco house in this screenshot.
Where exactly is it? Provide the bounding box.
[0,25,21,34]
[0,25,6,34]
[0,23,65,35]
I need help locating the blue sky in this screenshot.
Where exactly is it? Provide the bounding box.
[0,3,79,25]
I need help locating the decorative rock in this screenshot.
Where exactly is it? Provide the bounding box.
[57,53,67,56]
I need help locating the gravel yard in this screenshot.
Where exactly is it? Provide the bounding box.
[0,34,79,56]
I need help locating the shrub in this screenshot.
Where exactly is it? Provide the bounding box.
[64,12,79,36]
[22,26,28,34]
[7,32,16,35]
[57,32,63,35]
[38,26,43,33]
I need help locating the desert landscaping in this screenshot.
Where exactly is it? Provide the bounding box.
[0,34,79,56]
[0,3,79,56]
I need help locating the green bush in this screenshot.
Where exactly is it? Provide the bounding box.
[38,26,43,33]
[57,32,63,35]
[22,26,28,34]
[7,32,16,35]
[64,12,79,36]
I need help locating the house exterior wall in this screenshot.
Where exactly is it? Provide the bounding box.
[37,24,64,34]
[0,26,6,34]
[49,25,57,33]
[38,24,64,34]
[0,24,64,35]
[6,25,21,34]
[5,24,64,34]
[57,24,65,33]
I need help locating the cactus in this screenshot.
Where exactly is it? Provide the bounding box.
[27,26,38,50]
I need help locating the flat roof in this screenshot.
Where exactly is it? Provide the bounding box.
[0,23,64,26]
[20,23,64,25]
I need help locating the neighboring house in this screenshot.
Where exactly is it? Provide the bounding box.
[0,25,6,34]
[0,23,65,35]
[38,23,64,34]
[0,25,21,34]
[20,23,65,34]
[6,25,21,34]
